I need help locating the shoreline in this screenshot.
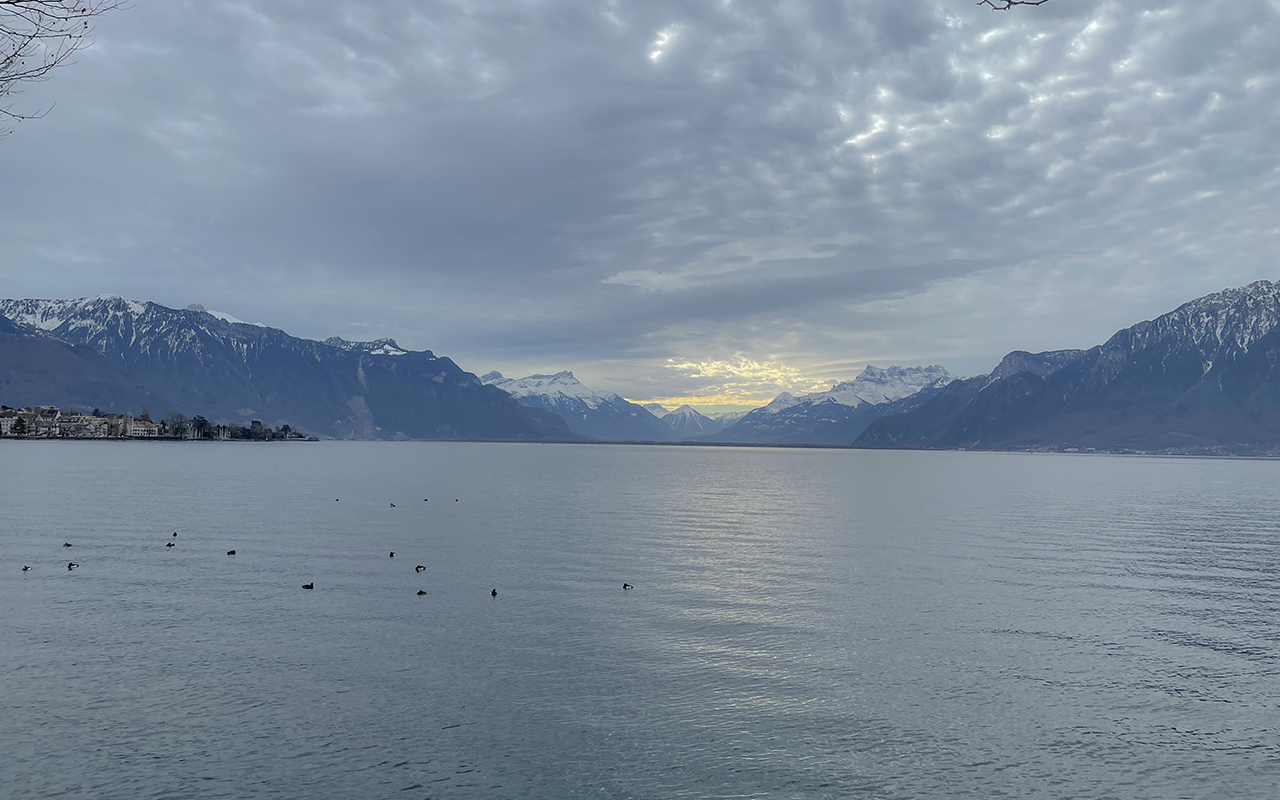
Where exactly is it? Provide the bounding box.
[6,436,1277,460]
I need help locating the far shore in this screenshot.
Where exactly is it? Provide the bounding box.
[7,436,1271,460]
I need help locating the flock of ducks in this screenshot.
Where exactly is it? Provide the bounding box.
[20,498,636,596]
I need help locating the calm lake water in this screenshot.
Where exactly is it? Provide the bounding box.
[1,442,1278,799]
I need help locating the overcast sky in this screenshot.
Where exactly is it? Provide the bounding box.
[2,0,1278,409]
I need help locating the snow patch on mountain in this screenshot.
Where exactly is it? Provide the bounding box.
[643,402,671,418]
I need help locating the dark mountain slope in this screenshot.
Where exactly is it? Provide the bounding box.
[0,314,172,413]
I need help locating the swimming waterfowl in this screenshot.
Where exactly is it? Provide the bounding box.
[67,562,78,570]
[491,588,497,597]
[302,582,314,590]
[415,565,425,572]
[227,550,236,556]
[390,503,396,508]
[173,532,178,537]
[63,543,72,548]
[417,590,426,596]
[623,583,633,589]
[389,551,396,558]
[165,542,175,548]
[22,565,30,572]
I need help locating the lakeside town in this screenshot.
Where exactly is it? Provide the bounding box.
[0,405,314,441]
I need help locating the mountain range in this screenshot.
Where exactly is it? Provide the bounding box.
[704,365,953,445]
[0,297,574,441]
[855,281,1280,455]
[6,282,1280,452]
[480,370,676,441]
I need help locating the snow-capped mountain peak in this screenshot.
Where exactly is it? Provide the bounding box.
[643,402,671,418]
[481,370,619,407]
[801,364,952,408]
[660,404,730,437]
[481,369,673,440]
[667,404,707,421]
[760,392,801,413]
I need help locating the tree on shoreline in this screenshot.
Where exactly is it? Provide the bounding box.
[1,1,127,134]
[163,411,188,439]
[191,415,210,440]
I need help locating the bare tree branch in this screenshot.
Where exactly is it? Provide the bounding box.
[977,0,1053,9]
[1,0,127,135]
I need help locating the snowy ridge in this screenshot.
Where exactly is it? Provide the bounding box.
[744,365,951,419]
[481,370,618,409]
[1090,280,1280,384]
[760,392,801,413]
[0,294,435,368]
[1054,280,1280,388]
[706,365,954,444]
[0,295,551,441]
[323,336,409,356]
[481,370,673,440]
[798,365,952,409]
[0,296,149,334]
[1148,280,1280,353]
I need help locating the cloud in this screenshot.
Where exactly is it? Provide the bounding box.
[655,354,829,406]
[2,0,1279,408]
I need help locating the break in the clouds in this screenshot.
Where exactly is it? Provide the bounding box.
[2,0,1279,407]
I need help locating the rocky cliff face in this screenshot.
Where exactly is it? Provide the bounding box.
[856,281,1280,454]
[0,297,575,441]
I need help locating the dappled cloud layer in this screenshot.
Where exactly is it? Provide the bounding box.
[2,0,1278,400]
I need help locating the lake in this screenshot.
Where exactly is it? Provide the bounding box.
[1,442,1278,798]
